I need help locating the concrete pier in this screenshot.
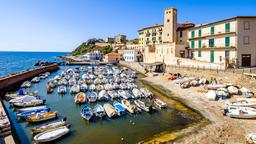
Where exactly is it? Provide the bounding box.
[0,64,59,93]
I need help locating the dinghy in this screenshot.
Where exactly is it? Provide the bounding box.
[17,108,50,118]
[57,85,67,94]
[33,126,70,142]
[216,88,230,100]
[98,90,109,101]
[87,92,97,102]
[74,92,86,104]
[103,103,120,118]
[121,99,135,114]
[26,111,57,122]
[31,77,40,83]
[70,85,80,94]
[18,106,48,112]
[134,100,150,112]
[81,106,93,121]
[113,101,126,115]
[9,96,37,104]
[31,119,67,135]
[154,98,167,109]
[21,81,31,88]
[118,90,130,99]
[224,106,256,119]
[93,104,106,118]
[108,90,118,99]
[13,99,44,107]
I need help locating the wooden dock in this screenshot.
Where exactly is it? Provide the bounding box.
[0,64,59,93]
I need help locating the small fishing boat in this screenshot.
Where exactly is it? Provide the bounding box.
[98,90,109,101]
[87,92,97,102]
[13,99,44,107]
[224,106,256,119]
[74,92,86,104]
[132,88,143,98]
[47,86,54,94]
[33,126,70,143]
[140,88,153,98]
[118,90,131,99]
[93,104,106,118]
[226,98,256,107]
[134,100,150,112]
[154,98,167,109]
[70,85,80,94]
[31,77,40,83]
[17,107,50,118]
[81,106,93,121]
[113,101,126,115]
[103,103,120,118]
[108,90,118,99]
[57,85,66,94]
[21,81,31,88]
[26,111,57,122]
[121,99,135,114]
[89,84,96,91]
[9,95,38,104]
[216,88,230,100]
[31,119,67,135]
[80,84,88,92]
[96,84,104,91]
[18,105,47,112]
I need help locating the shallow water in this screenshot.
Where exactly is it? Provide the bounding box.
[2,65,195,144]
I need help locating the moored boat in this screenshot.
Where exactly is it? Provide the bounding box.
[224,106,256,119]
[98,90,109,101]
[134,100,150,112]
[21,81,31,88]
[18,105,47,112]
[118,90,130,99]
[81,106,93,121]
[31,119,67,135]
[74,92,86,104]
[70,85,80,94]
[103,103,120,118]
[121,99,135,114]
[87,92,97,102]
[108,90,118,99]
[153,98,167,109]
[93,104,106,118]
[26,111,57,122]
[17,108,50,118]
[113,101,126,115]
[31,77,40,83]
[33,126,70,142]
[57,85,67,94]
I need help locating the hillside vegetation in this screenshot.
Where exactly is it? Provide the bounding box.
[71,38,113,56]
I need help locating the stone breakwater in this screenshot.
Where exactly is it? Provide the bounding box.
[0,64,59,93]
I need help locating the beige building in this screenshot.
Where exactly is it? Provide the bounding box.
[188,16,256,67]
[138,8,194,63]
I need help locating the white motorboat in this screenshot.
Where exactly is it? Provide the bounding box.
[21,81,31,88]
[33,126,70,142]
[224,106,256,119]
[140,88,153,98]
[98,90,109,101]
[18,105,47,112]
[13,99,44,107]
[118,90,130,99]
[107,91,118,99]
[9,95,37,104]
[93,104,106,118]
[132,88,143,98]
[103,103,120,118]
[70,85,80,94]
[134,100,150,112]
[57,85,66,94]
[31,77,40,83]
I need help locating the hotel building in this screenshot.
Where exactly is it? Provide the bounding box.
[188,16,256,67]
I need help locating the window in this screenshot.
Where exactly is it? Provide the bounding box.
[244,36,250,45]
[225,37,230,47]
[191,41,195,48]
[167,19,170,23]
[191,31,195,38]
[225,50,230,58]
[244,21,250,30]
[180,31,183,37]
[198,51,202,57]
[225,23,230,33]
[210,50,214,63]
[209,39,214,47]
[198,40,202,48]
[211,26,215,35]
[198,29,202,37]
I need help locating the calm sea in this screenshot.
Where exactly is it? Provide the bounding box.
[0,51,68,77]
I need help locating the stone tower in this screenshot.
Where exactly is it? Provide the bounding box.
[163,8,177,43]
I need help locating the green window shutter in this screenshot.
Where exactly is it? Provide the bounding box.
[191,41,195,48]
[198,51,202,57]
[209,39,214,47]
[211,26,214,35]
[191,31,195,38]
[225,23,230,33]
[198,29,202,37]
[198,40,202,48]
[210,50,214,62]
[225,37,230,47]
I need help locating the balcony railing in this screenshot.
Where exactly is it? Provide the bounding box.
[188,32,236,40]
[188,46,236,51]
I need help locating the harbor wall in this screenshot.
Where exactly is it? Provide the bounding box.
[0,64,59,93]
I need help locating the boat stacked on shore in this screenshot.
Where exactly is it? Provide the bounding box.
[4,71,71,143]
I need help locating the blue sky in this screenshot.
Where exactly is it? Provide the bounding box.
[0,0,255,52]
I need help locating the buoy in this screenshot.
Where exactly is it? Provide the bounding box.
[132,122,135,125]
[121,138,124,141]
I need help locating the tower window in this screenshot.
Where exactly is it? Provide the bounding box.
[180,31,183,37]
[167,19,170,23]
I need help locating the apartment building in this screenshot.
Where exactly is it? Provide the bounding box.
[188,16,256,67]
[118,49,142,62]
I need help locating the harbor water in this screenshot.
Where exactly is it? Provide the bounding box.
[0,52,200,144]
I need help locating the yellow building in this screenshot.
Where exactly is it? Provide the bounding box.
[188,16,256,67]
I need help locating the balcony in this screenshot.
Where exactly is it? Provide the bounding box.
[188,32,236,40]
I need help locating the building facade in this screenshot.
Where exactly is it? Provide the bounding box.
[118,49,142,62]
[188,16,256,67]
